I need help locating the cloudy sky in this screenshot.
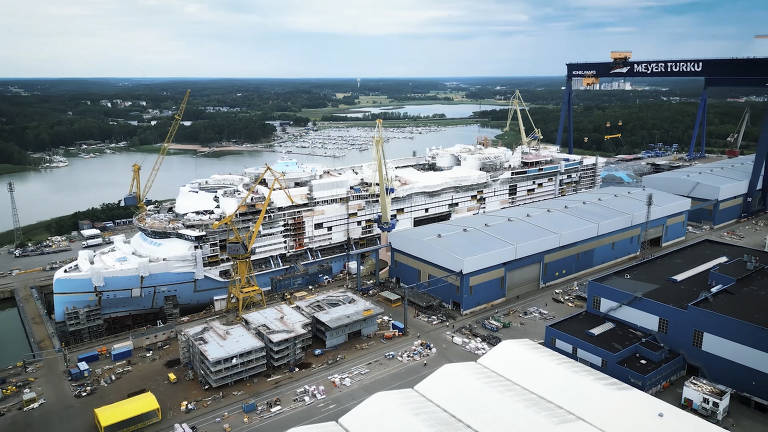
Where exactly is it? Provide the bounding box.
[1,0,766,77]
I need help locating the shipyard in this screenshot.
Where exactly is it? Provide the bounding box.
[2,3,768,431]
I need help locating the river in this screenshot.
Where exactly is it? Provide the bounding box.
[0,125,501,231]
[0,298,31,368]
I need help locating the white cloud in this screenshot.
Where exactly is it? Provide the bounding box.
[0,0,764,77]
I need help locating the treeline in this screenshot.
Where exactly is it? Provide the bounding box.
[0,202,137,245]
[321,111,448,122]
[477,102,766,155]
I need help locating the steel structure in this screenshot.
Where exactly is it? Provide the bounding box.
[211,165,294,318]
[504,90,543,148]
[7,181,22,245]
[126,89,190,212]
[556,55,768,158]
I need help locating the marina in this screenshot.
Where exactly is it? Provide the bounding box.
[0,125,501,231]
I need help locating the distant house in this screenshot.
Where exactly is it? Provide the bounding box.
[78,220,93,231]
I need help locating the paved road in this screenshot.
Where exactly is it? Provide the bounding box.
[150,331,479,432]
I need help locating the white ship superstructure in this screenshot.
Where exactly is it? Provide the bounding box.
[53,143,602,341]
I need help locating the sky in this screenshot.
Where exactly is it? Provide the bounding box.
[1,0,766,77]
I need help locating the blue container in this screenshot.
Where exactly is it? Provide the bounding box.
[391,321,404,334]
[111,346,133,362]
[242,400,257,413]
[69,368,83,380]
[77,351,99,363]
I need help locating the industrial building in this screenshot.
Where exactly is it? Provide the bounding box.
[242,304,312,368]
[547,311,686,393]
[294,290,383,348]
[179,319,266,388]
[389,186,690,313]
[288,339,723,432]
[545,239,768,404]
[643,154,763,226]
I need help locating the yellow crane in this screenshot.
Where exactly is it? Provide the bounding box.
[211,165,294,318]
[126,89,191,213]
[503,90,543,148]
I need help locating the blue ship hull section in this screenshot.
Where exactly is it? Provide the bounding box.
[54,254,350,322]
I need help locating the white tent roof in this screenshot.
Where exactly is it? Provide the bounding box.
[642,154,762,200]
[390,186,690,273]
[288,339,723,432]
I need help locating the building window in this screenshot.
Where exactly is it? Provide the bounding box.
[327,227,332,232]
[611,242,615,250]
[550,337,556,346]
[572,346,578,356]
[658,317,669,334]
[712,401,719,409]
[592,296,601,311]
[693,329,704,349]
[469,285,473,296]
[601,359,607,368]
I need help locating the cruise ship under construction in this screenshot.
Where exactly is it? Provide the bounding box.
[53,142,602,343]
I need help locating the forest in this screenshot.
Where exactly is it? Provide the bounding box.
[0,77,765,167]
[475,100,765,155]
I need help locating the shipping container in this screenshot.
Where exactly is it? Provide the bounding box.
[77,351,100,363]
[77,361,91,377]
[111,346,133,362]
[111,340,134,352]
[242,400,257,413]
[69,368,83,380]
[391,321,405,334]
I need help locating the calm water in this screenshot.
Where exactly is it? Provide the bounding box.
[0,125,501,231]
[339,103,504,118]
[0,299,31,368]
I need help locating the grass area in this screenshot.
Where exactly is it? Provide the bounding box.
[0,219,60,246]
[0,164,36,175]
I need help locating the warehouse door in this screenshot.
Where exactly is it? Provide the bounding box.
[505,263,541,299]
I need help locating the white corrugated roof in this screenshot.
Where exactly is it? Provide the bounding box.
[642,154,763,200]
[288,339,723,432]
[389,186,691,273]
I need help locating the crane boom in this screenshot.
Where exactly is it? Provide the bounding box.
[139,89,191,209]
[735,106,750,150]
[211,165,294,317]
[373,119,396,232]
[503,90,542,148]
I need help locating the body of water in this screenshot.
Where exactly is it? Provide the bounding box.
[338,103,505,118]
[0,299,31,368]
[0,125,501,231]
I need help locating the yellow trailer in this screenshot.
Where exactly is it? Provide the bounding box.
[94,391,161,432]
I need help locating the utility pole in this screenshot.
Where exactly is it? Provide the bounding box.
[7,181,22,246]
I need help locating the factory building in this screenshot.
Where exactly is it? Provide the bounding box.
[242,304,312,368]
[643,154,763,226]
[546,239,768,404]
[547,312,686,393]
[294,290,383,348]
[288,339,723,432]
[389,186,690,313]
[179,319,266,388]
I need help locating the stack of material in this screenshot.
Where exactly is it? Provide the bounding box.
[395,340,437,363]
[450,335,491,356]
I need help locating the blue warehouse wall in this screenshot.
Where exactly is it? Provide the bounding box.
[545,321,685,392]
[680,306,768,401]
[589,275,768,401]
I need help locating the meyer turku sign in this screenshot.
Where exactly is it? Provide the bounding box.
[567,57,768,80]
